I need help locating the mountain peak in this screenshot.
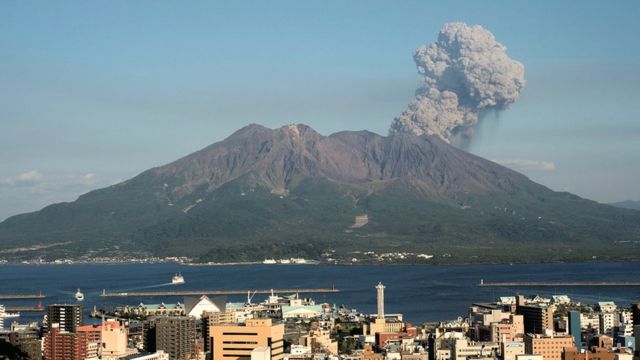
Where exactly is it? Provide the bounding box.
[2,123,639,263]
[153,123,532,199]
[281,123,310,134]
[227,123,271,138]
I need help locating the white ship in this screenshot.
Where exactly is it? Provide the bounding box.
[75,289,84,301]
[171,273,185,284]
[262,259,277,264]
[279,259,291,264]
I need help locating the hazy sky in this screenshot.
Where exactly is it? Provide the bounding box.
[1,1,639,220]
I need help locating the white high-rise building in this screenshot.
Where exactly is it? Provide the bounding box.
[376,282,385,319]
[600,312,616,336]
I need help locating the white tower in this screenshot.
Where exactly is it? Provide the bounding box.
[376,282,385,319]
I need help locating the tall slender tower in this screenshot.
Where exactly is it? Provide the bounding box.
[376,282,385,319]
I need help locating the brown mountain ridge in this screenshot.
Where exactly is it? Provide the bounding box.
[1,124,639,263]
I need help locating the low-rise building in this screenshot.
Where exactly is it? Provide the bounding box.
[282,305,323,319]
[502,342,525,360]
[135,302,185,317]
[125,351,170,360]
[552,296,571,305]
[516,355,544,360]
[185,295,225,318]
[597,302,617,314]
[451,339,499,360]
[562,347,615,360]
[251,346,271,360]
[300,329,338,355]
[0,324,42,360]
[592,335,613,350]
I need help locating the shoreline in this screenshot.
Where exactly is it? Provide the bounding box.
[0,258,638,266]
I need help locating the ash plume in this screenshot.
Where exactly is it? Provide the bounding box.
[390,22,525,146]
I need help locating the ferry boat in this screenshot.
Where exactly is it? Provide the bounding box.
[75,289,84,301]
[262,259,277,264]
[171,273,185,285]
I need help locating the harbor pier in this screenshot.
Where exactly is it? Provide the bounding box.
[478,280,640,287]
[100,287,339,297]
[4,306,44,312]
[0,293,46,300]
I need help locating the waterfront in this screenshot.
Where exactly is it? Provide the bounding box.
[1,261,639,324]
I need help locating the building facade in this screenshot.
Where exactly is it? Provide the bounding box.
[568,311,581,350]
[210,318,284,360]
[47,304,83,333]
[43,324,88,360]
[154,316,197,360]
[516,301,554,335]
[524,334,573,360]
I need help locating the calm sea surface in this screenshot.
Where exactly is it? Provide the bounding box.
[1,262,639,324]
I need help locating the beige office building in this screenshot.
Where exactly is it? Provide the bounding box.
[491,315,524,343]
[524,334,573,360]
[210,319,284,360]
[452,339,500,360]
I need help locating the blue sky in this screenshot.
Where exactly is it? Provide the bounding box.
[1,1,639,220]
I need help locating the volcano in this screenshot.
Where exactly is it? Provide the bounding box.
[1,124,638,263]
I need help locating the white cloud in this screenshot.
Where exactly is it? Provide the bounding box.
[493,159,556,172]
[1,171,99,190]
[0,171,107,220]
[16,170,43,183]
[75,173,98,186]
[64,172,98,186]
[0,170,44,186]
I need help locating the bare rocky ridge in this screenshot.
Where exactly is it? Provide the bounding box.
[154,123,529,201]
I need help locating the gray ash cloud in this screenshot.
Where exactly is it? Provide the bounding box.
[390,23,525,146]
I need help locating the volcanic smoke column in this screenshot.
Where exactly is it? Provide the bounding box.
[390,23,525,146]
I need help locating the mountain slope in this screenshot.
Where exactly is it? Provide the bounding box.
[1,124,639,263]
[610,200,640,211]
